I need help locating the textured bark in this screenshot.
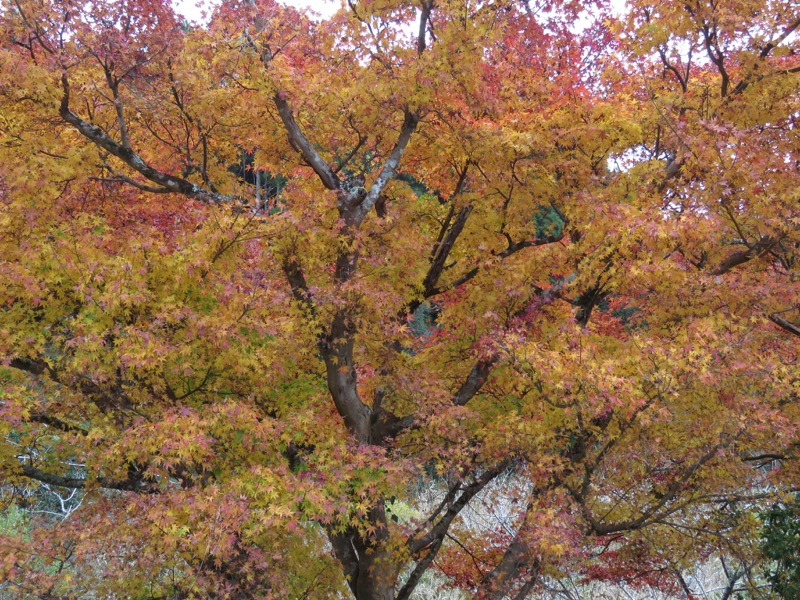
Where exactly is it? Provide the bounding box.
[328,504,398,600]
[322,312,372,443]
[480,536,535,600]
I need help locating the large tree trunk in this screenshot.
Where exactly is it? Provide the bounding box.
[328,503,400,600]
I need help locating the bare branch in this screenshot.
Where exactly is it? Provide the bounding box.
[91,174,172,194]
[585,440,732,535]
[399,465,507,600]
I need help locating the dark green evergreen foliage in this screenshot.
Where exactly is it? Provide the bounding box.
[760,495,800,599]
[531,204,564,239]
[409,302,440,338]
[395,172,433,198]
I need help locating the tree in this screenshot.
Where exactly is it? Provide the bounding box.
[761,494,800,599]
[0,0,798,598]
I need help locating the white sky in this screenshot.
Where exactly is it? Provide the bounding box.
[175,0,629,26]
[174,0,341,23]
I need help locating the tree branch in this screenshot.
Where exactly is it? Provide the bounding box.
[282,255,315,315]
[584,440,732,535]
[422,205,473,297]
[417,0,433,56]
[399,465,506,600]
[769,313,800,338]
[18,463,157,493]
[427,229,564,299]
[59,73,238,205]
[326,528,360,597]
[92,173,172,194]
[28,414,87,435]
[452,358,498,407]
[273,92,339,191]
[711,236,778,275]
[355,110,419,224]
[700,22,730,97]
[480,529,538,599]
[497,230,565,259]
[9,356,137,420]
[729,16,800,95]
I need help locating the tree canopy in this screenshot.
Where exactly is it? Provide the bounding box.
[0,0,798,598]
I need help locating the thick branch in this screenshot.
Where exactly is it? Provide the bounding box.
[417,0,433,56]
[711,236,778,275]
[322,313,372,443]
[59,73,235,205]
[8,357,51,377]
[273,92,339,191]
[282,257,370,440]
[700,23,730,97]
[480,536,538,600]
[282,256,315,314]
[28,414,87,435]
[9,356,136,419]
[422,205,473,296]
[18,463,157,493]
[770,313,800,338]
[355,111,419,224]
[327,528,360,597]
[452,357,498,406]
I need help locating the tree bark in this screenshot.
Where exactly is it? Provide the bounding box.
[328,503,398,600]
